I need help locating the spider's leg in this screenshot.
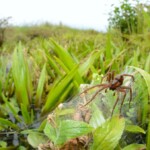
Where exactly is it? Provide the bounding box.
[80,84,108,95]
[122,74,134,82]
[120,86,132,108]
[117,88,126,114]
[101,71,115,83]
[111,71,115,80]
[82,85,109,107]
[111,91,120,117]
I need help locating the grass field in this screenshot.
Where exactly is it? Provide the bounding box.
[0,13,150,149]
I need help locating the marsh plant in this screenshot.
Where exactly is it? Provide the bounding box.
[0,1,150,149]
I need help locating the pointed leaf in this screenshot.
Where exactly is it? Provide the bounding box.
[91,116,125,150]
[42,65,79,115]
[130,66,150,95]
[35,64,47,106]
[125,125,145,134]
[79,50,101,76]
[49,39,83,84]
[129,66,150,124]
[44,122,57,143]
[55,120,93,145]
[0,118,19,130]
[122,144,146,150]
[21,103,31,124]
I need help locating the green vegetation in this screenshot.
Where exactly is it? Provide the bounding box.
[0,1,150,149]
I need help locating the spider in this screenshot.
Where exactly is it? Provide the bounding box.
[80,71,134,117]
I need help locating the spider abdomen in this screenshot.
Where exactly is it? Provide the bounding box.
[109,76,124,90]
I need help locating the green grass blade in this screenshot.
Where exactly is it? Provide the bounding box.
[49,39,83,84]
[42,65,79,115]
[79,50,101,76]
[147,121,150,149]
[105,33,113,60]
[144,54,150,73]
[21,103,31,124]
[12,43,32,107]
[35,64,47,107]
[44,46,63,76]
[2,93,22,123]
[0,118,20,130]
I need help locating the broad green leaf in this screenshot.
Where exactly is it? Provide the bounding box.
[91,116,125,150]
[125,125,145,134]
[44,122,57,143]
[55,120,93,145]
[27,132,48,148]
[35,63,47,107]
[42,65,79,115]
[130,66,150,95]
[122,144,146,150]
[129,66,150,124]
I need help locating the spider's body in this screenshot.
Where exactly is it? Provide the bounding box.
[109,75,124,90]
[80,72,134,116]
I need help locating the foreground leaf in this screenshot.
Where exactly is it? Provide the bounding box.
[44,122,57,143]
[56,120,93,145]
[122,144,146,150]
[44,120,93,146]
[91,116,125,150]
[27,132,48,148]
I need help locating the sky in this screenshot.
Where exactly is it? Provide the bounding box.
[0,0,148,31]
